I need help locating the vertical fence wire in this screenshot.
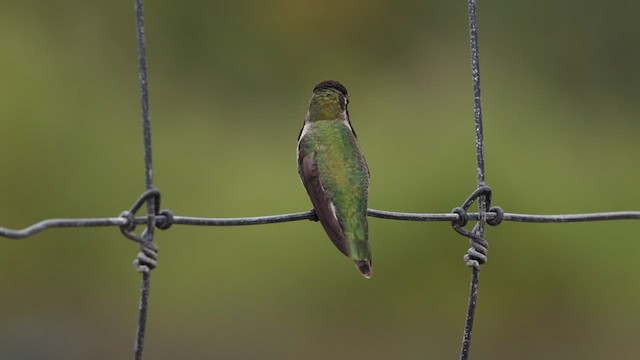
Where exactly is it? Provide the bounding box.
[460,1,486,359]
[133,0,156,359]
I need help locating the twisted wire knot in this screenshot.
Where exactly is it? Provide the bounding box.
[133,229,159,273]
[119,210,137,232]
[156,209,174,230]
[117,189,171,273]
[118,189,174,238]
[118,189,161,243]
[487,206,504,226]
[451,207,469,227]
[451,186,500,268]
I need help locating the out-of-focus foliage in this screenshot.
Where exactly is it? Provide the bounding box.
[1,1,638,359]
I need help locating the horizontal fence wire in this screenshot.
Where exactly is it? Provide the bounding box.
[1,209,639,240]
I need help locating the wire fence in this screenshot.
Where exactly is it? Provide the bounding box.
[1,1,638,359]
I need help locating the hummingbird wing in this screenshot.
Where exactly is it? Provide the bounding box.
[298,150,350,257]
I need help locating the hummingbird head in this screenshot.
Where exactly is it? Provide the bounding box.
[306,80,350,123]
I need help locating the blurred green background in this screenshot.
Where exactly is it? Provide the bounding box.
[1,0,639,359]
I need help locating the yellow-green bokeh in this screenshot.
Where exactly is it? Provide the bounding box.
[1,1,638,359]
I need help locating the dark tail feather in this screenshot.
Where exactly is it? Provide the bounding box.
[354,260,372,279]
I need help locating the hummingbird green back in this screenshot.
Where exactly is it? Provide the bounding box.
[297,80,372,278]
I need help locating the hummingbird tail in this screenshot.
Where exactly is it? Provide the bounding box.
[354,259,372,279]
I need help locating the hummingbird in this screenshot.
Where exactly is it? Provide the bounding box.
[297,80,372,278]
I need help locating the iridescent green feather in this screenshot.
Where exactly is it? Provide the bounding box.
[297,80,372,277]
[301,121,370,261]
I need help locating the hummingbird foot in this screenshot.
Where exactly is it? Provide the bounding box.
[308,209,319,222]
